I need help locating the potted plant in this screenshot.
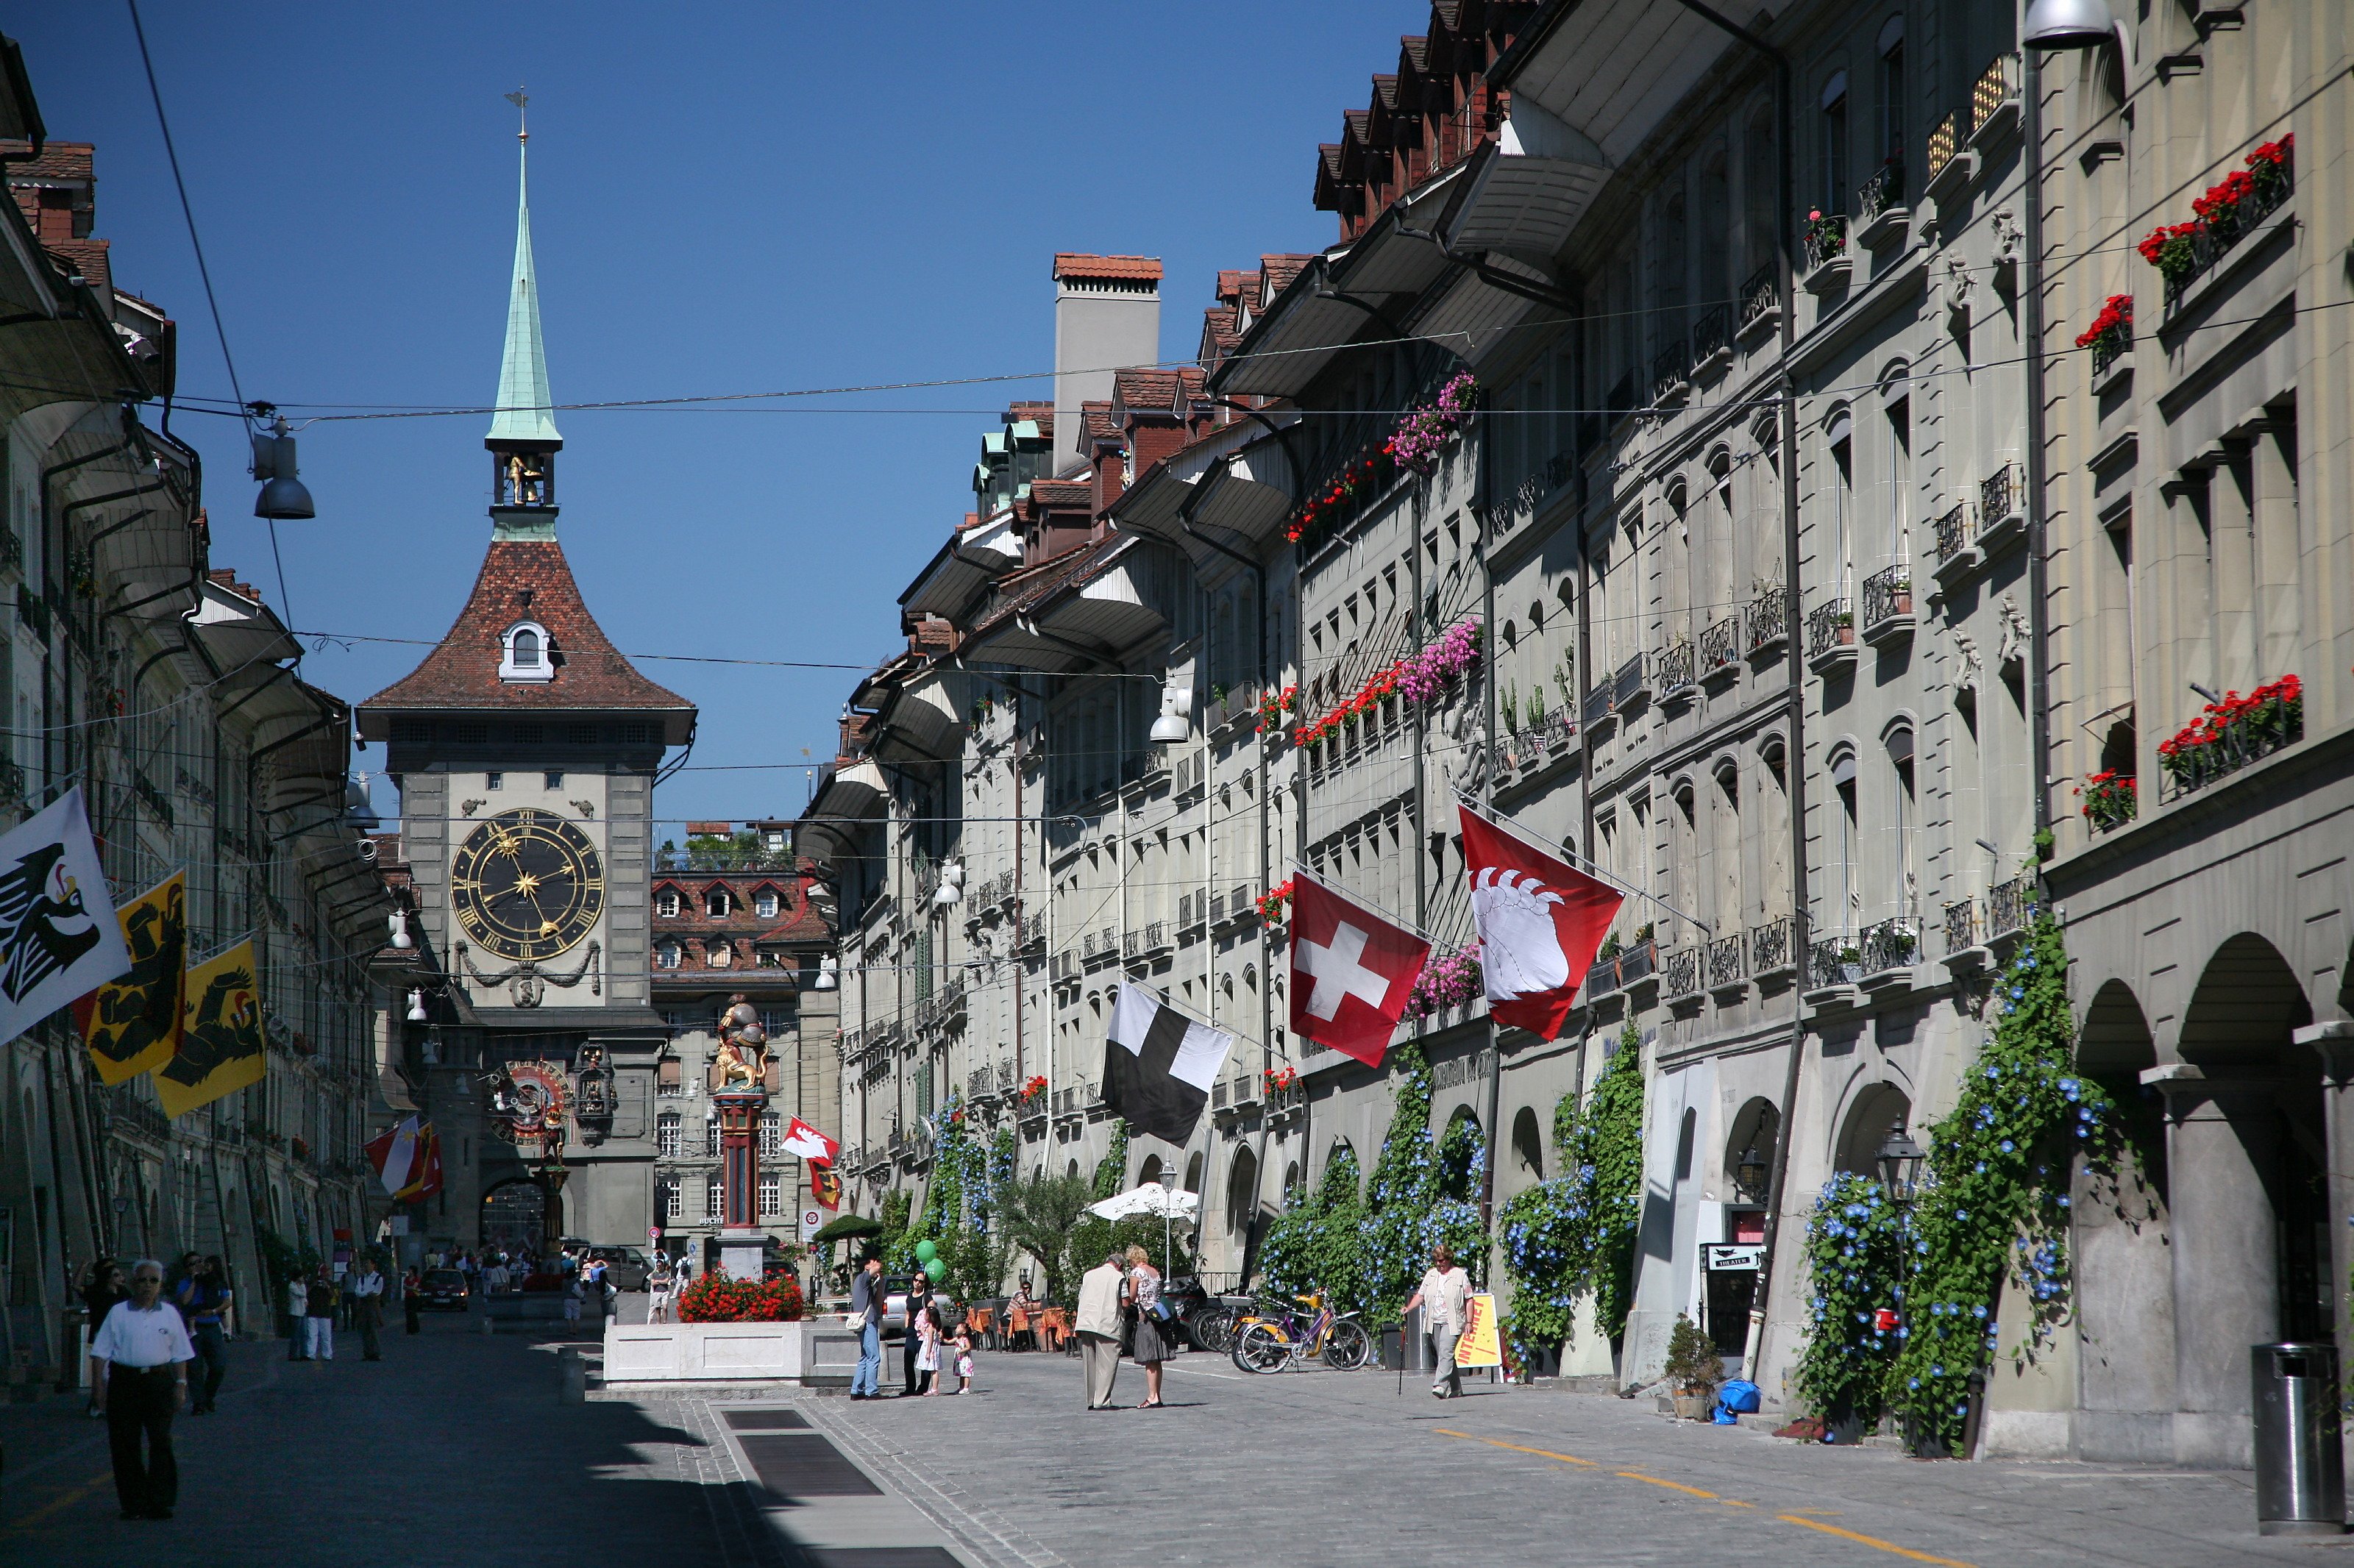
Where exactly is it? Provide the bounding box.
[1663,1313,1722,1420]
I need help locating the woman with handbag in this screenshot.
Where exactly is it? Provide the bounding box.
[1123,1244,1170,1408]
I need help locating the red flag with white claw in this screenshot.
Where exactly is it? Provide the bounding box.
[1457,803,1624,1041]
[1287,874,1432,1067]
[780,1116,838,1163]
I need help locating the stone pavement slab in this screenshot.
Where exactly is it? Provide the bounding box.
[795,1346,2319,1568]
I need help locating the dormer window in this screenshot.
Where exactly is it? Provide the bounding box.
[706,940,732,969]
[655,889,680,918]
[754,888,780,919]
[499,620,555,683]
[706,888,731,919]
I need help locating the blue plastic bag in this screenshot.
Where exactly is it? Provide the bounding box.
[1715,1378,1761,1423]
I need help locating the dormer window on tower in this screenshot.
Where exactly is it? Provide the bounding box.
[500,619,555,683]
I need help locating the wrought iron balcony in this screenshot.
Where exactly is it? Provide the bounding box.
[1707,932,1747,989]
[1806,599,1855,664]
[1583,680,1615,728]
[1860,917,1920,976]
[1980,462,2020,537]
[1738,262,1778,332]
[1943,897,1978,957]
[1616,939,1657,988]
[1855,159,1905,228]
[1934,503,1970,563]
[1861,566,1913,641]
[2162,147,2291,312]
[1700,616,1739,674]
[1750,916,1791,975]
[1988,876,2027,940]
[1656,638,1694,695]
[1652,341,1688,404]
[1663,945,1701,999]
[1803,215,1849,275]
[1612,652,1647,710]
[1807,935,1860,991]
[1690,304,1729,366]
[1747,587,1792,654]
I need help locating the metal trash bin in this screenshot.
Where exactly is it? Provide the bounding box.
[2252,1342,2346,1536]
[1380,1305,1432,1372]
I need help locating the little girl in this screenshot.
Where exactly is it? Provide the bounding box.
[917,1301,943,1395]
[952,1328,975,1394]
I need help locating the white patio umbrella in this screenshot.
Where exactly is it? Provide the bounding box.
[1088,1182,1200,1278]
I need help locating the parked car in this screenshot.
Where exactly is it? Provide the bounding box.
[584,1245,651,1291]
[881,1277,955,1341]
[418,1269,470,1311]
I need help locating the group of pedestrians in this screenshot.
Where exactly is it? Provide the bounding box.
[1075,1244,1171,1410]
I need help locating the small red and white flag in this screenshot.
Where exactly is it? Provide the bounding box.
[1287,873,1432,1067]
[1458,803,1624,1041]
[366,1116,444,1201]
[780,1116,839,1164]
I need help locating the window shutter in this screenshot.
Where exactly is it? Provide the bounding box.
[763,1059,783,1094]
[658,1058,680,1091]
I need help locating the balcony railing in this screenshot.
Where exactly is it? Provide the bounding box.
[2161,688,2304,799]
[1656,638,1694,694]
[1616,939,1657,988]
[1750,916,1791,975]
[1856,159,1905,225]
[1613,653,1646,710]
[1700,616,1739,674]
[1924,111,1959,184]
[2163,146,2294,312]
[1804,215,1849,274]
[1980,463,2019,534]
[1943,897,1978,957]
[1971,53,2017,138]
[1861,917,1920,976]
[1691,304,1729,365]
[1807,935,1860,990]
[1988,876,2029,939]
[1807,599,1855,663]
[1652,341,1688,403]
[1861,566,1913,638]
[1583,680,1614,727]
[1739,262,1778,331]
[1707,933,1747,988]
[1663,945,1700,999]
[1934,503,1970,563]
[1747,586,1792,653]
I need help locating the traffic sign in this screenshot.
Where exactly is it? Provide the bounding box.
[799,1208,822,1243]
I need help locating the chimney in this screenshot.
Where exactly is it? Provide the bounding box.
[1052,254,1161,474]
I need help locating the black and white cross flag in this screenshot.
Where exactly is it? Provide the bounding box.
[0,788,129,1046]
[1103,982,1235,1144]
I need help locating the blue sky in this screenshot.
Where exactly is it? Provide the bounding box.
[12,3,1383,827]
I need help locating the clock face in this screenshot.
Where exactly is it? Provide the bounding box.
[450,808,606,963]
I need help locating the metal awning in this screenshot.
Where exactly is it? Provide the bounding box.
[189,577,302,668]
[1445,133,1613,268]
[899,510,1021,622]
[1493,0,1735,171]
[1410,252,1554,369]
[872,669,966,763]
[797,758,889,866]
[1030,545,1165,659]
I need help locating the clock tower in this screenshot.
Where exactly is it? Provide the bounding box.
[358,109,694,1256]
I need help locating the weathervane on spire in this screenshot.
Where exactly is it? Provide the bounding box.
[505,86,528,140]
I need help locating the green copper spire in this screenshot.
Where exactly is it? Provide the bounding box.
[488,97,561,449]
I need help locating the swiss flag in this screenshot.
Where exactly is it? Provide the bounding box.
[1458,803,1624,1041]
[1288,874,1432,1067]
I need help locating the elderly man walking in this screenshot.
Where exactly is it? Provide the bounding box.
[90,1259,195,1520]
[1075,1250,1126,1411]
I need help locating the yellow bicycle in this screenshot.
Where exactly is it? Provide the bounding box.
[1230,1289,1373,1373]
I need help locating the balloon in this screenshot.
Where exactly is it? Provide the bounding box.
[914,1239,939,1265]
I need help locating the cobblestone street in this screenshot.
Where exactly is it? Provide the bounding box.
[1,1324,2309,1568]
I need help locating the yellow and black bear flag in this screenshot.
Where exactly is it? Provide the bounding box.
[79,872,188,1086]
[156,938,266,1119]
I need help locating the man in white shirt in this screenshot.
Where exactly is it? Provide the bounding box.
[346,1258,387,1361]
[1074,1251,1127,1411]
[90,1258,196,1520]
[1403,1244,1473,1400]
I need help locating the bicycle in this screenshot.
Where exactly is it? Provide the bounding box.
[1229,1289,1373,1373]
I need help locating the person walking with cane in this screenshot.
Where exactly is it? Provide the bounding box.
[1402,1244,1471,1400]
[89,1259,194,1520]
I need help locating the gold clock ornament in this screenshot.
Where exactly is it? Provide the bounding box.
[450,807,605,962]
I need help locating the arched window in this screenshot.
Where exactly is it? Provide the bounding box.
[706,888,731,919]
[755,888,780,919]
[706,940,731,969]
[499,620,555,684]
[656,889,680,918]
[655,941,681,969]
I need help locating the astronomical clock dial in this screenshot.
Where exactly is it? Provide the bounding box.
[449,807,605,963]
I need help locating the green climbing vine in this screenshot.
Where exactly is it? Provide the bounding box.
[1258,1144,1366,1311]
[1497,1022,1648,1366]
[1892,881,2118,1452]
[1359,1046,1487,1324]
[1793,1172,1908,1428]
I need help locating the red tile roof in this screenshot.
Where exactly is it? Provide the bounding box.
[1052,253,1164,282]
[44,237,107,291]
[1080,400,1122,449]
[358,538,692,725]
[1259,254,1312,306]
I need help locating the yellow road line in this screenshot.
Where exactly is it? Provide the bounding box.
[1774,1514,1980,1568]
[1433,1429,1983,1568]
[1432,1428,1598,1466]
[5,1469,115,1533]
[1615,1469,1720,1498]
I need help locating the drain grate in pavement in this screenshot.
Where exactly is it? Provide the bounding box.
[806,1552,961,1568]
[736,1432,883,1498]
[722,1408,811,1430]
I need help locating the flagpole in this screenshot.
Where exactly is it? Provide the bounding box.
[1286,864,1443,946]
[1454,791,1714,939]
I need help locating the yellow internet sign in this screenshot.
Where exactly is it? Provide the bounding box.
[1455,1291,1502,1368]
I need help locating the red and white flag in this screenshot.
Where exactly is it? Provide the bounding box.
[1287,873,1432,1067]
[1458,803,1624,1041]
[780,1116,839,1164]
[366,1116,444,1201]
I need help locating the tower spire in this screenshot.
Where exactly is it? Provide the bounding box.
[487,88,561,536]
